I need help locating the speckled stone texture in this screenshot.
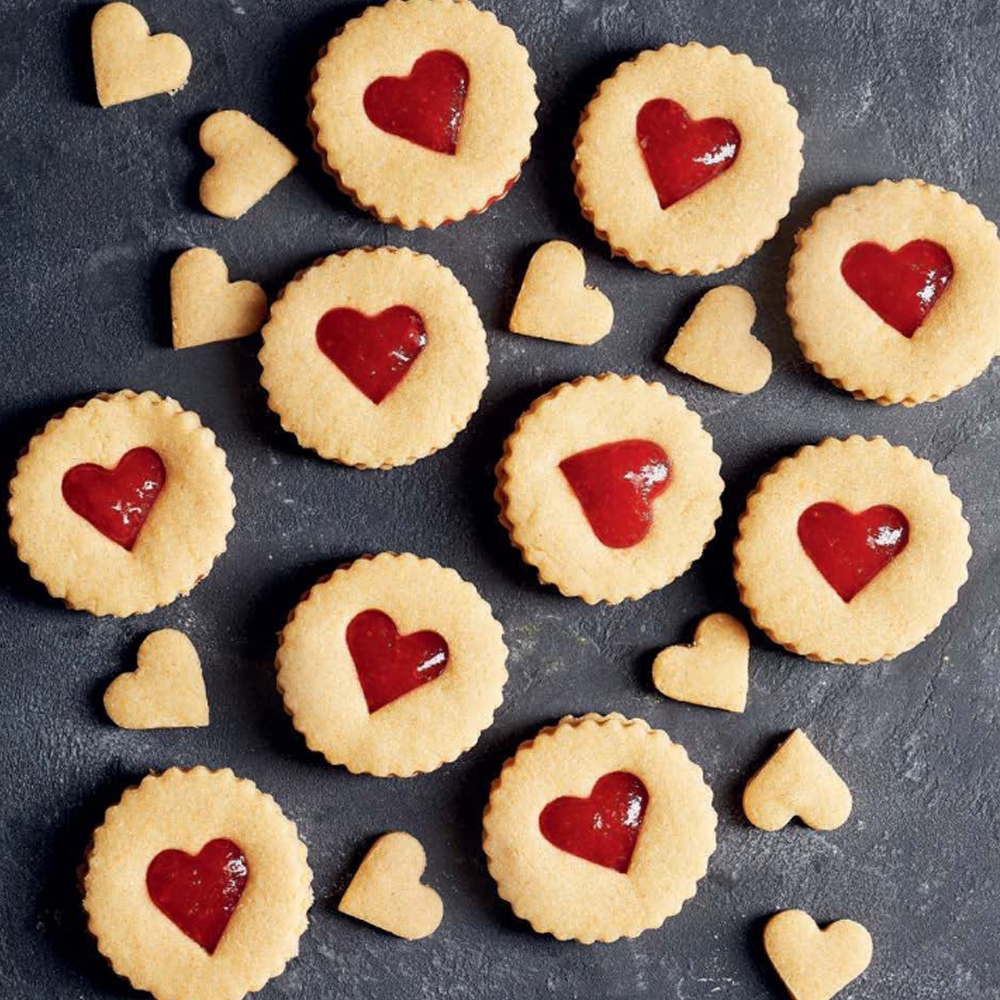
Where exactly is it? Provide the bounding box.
[1,1,998,998]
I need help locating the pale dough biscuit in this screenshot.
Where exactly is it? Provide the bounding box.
[339,832,443,940]
[104,629,209,729]
[509,241,614,345]
[665,285,771,393]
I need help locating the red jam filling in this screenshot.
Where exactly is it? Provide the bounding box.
[539,772,648,874]
[146,839,248,954]
[346,609,448,714]
[636,98,741,209]
[798,502,910,603]
[316,306,427,404]
[559,439,671,549]
[363,50,469,155]
[841,240,953,337]
[61,446,165,551]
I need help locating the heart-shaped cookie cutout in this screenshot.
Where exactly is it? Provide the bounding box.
[199,110,297,220]
[666,286,771,393]
[171,248,267,350]
[509,241,614,345]
[104,629,209,730]
[339,832,443,940]
[91,3,191,108]
[652,612,749,713]
[743,729,852,831]
[764,909,873,1000]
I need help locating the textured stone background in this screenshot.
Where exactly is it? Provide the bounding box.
[1,1,998,998]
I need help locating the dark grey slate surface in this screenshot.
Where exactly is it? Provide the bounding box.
[1,1,998,997]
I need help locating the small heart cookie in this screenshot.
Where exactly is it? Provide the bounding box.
[91,3,192,108]
[652,612,749,712]
[666,285,772,393]
[339,832,443,940]
[171,248,267,349]
[743,729,852,831]
[199,111,297,220]
[509,241,614,345]
[764,910,873,1000]
[104,629,209,729]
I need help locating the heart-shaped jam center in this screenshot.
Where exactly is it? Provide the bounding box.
[363,50,469,155]
[539,771,648,874]
[61,446,165,551]
[559,439,670,549]
[146,838,248,954]
[841,240,953,337]
[316,306,427,404]
[798,502,909,603]
[347,609,448,713]
[636,98,741,209]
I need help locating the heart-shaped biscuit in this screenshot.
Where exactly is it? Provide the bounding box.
[652,612,749,712]
[509,241,614,345]
[104,629,209,730]
[339,832,443,940]
[91,3,192,108]
[764,909,873,1000]
[171,248,267,349]
[199,111,297,220]
[666,285,772,393]
[743,729,852,831]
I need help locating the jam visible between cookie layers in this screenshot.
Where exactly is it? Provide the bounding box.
[363,50,470,155]
[146,838,249,954]
[559,439,671,549]
[316,306,427,404]
[346,609,449,713]
[539,771,649,874]
[636,98,741,210]
[797,502,910,603]
[841,240,953,337]
[61,447,166,551]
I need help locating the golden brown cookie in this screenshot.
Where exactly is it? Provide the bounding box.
[496,374,723,604]
[84,767,312,1000]
[787,179,1000,405]
[733,436,970,663]
[8,391,235,617]
[308,0,538,229]
[276,553,507,777]
[573,43,803,274]
[259,247,489,468]
[483,714,716,943]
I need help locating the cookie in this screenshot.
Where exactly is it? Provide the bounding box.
[92,3,191,108]
[509,241,614,345]
[104,629,209,729]
[743,729,852,831]
[171,248,267,349]
[764,910,873,1000]
[496,374,723,604]
[573,43,803,274]
[276,553,507,777]
[787,179,1000,405]
[308,0,538,229]
[733,436,970,663]
[665,285,771,393]
[8,391,235,617]
[83,767,312,1000]
[339,832,443,940]
[483,714,716,943]
[259,247,489,468]
[199,111,297,220]
[652,612,749,712]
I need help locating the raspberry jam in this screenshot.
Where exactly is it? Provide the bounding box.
[539,771,648,874]
[559,439,670,548]
[61,447,165,551]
